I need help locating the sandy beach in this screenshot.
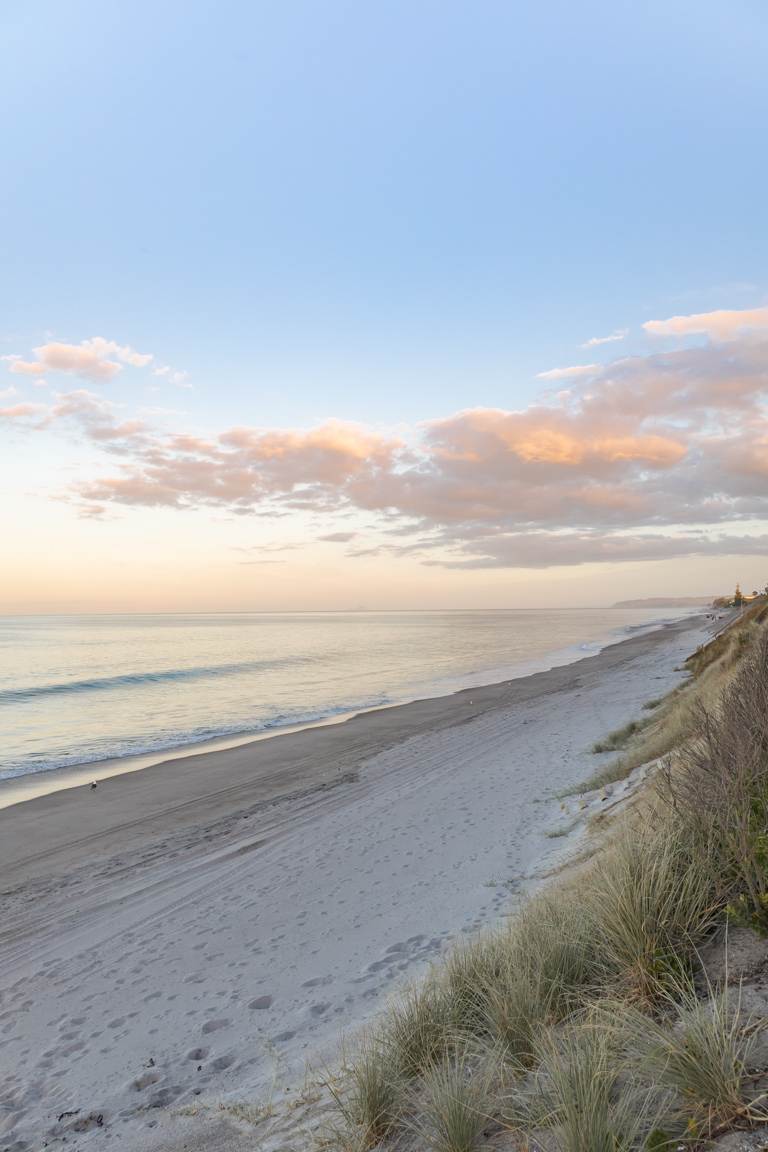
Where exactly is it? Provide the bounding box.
[0,614,713,1151]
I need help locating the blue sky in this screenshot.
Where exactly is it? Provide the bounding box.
[2,1,768,610]
[3,0,766,424]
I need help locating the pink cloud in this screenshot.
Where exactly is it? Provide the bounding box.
[8,337,153,383]
[644,305,768,342]
[8,311,768,570]
[0,401,49,421]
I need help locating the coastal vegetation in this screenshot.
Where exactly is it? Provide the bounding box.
[328,601,768,1151]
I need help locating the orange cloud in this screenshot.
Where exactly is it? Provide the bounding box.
[5,311,768,570]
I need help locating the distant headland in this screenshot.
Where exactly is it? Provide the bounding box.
[612,596,716,608]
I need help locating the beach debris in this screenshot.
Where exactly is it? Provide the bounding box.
[90,780,98,789]
[57,1110,79,1122]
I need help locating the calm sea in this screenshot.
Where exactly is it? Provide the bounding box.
[0,609,690,783]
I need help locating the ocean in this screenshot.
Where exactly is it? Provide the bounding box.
[0,608,692,784]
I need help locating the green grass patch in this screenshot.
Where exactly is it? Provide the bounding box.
[592,719,645,754]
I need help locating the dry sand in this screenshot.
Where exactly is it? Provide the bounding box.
[0,615,712,1151]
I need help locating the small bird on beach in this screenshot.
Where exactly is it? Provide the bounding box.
[90,780,98,790]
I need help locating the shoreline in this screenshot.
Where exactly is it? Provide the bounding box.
[0,614,703,883]
[0,611,714,1152]
[0,610,695,813]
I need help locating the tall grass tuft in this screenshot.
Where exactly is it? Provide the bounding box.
[412,1048,495,1152]
[386,981,455,1077]
[441,891,600,1063]
[620,978,768,1138]
[511,891,599,1014]
[588,829,719,1002]
[334,1033,406,1148]
[443,932,511,1034]
[592,720,644,754]
[530,1020,667,1152]
[660,629,768,932]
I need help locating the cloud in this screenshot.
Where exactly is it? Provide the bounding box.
[537,363,600,380]
[153,365,191,388]
[8,337,153,383]
[644,306,768,342]
[73,419,401,511]
[0,387,149,445]
[8,309,768,571]
[422,531,768,569]
[0,401,49,422]
[582,329,628,347]
[3,336,188,390]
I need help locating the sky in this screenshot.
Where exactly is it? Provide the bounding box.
[2,0,768,611]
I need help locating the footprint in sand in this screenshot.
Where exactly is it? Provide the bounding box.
[302,975,333,988]
[132,1071,160,1091]
[248,995,273,1010]
[201,1018,230,1034]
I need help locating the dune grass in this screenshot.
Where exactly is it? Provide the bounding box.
[385,982,456,1077]
[610,975,768,1140]
[587,828,720,1002]
[591,719,645,754]
[411,1049,496,1152]
[334,1033,406,1147]
[579,605,767,794]
[329,607,768,1152]
[528,1020,668,1152]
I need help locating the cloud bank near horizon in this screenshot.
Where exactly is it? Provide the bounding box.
[3,306,768,571]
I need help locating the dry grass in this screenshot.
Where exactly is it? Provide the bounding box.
[581,607,767,792]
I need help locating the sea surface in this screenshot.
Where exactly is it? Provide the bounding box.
[0,609,694,783]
